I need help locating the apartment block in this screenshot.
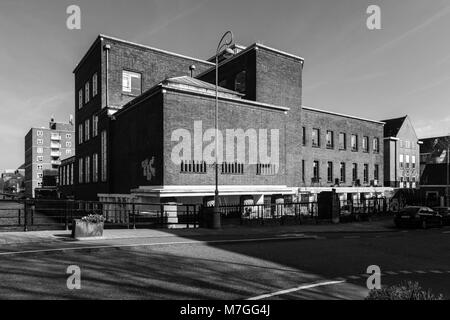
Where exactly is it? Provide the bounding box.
[24,118,75,198]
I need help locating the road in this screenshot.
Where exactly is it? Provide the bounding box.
[0,226,449,300]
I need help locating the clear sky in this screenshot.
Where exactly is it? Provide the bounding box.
[1,0,450,169]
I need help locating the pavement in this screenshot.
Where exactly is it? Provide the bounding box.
[0,218,395,245]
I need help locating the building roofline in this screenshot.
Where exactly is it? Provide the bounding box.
[115,80,290,119]
[73,35,215,74]
[196,43,305,79]
[302,106,385,125]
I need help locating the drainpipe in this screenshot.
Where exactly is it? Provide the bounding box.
[103,44,111,109]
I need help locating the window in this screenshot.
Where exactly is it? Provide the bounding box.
[37,156,43,162]
[85,156,90,183]
[66,141,72,148]
[363,164,369,183]
[405,155,410,169]
[66,149,72,155]
[78,89,83,109]
[66,134,72,139]
[85,119,90,141]
[222,162,245,175]
[93,154,98,183]
[92,115,98,137]
[234,70,246,94]
[78,124,83,144]
[352,163,358,182]
[326,131,334,149]
[373,137,380,153]
[302,127,306,146]
[351,135,358,151]
[37,130,43,137]
[340,162,346,183]
[101,130,107,182]
[37,147,43,154]
[312,129,320,147]
[362,136,369,153]
[374,164,379,181]
[85,82,90,103]
[92,73,98,97]
[313,161,320,182]
[37,173,43,179]
[339,133,346,150]
[412,156,416,169]
[37,165,43,170]
[399,154,404,168]
[78,158,84,184]
[302,160,305,183]
[37,139,43,145]
[399,140,403,148]
[122,70,142,96]
[256,163,278,176]
[405,140,410,149]
[327,162,333,183]
[181,161,207,174]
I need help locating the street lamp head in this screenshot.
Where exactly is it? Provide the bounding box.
[223,47,235,59]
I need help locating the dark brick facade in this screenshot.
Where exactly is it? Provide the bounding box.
[301,107,384,188]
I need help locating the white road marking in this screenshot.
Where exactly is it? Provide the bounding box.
[247,280,346,300]
[430,270,443,274]
[400,271,412,274]
[0,236,316,256]
[415,271,426,274]
[443,231,450,234]
[347,276,361,280]
[385,271,398,275]
[343,236,360,239]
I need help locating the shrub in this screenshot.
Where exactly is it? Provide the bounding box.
[366,281,444,300]
[81,214,106,224]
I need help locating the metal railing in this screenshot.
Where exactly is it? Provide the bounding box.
[0,199,199,232]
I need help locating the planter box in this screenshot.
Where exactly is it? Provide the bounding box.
[72,219,104,239]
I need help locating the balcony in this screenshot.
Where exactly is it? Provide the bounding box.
[51,134,61,141]
[50,142,61,148]
[51,160,61,166]
[51,151,61,157]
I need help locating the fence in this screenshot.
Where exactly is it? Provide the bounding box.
[0,199,199,232]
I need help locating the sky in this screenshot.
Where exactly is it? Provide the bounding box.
[0,0,450,169]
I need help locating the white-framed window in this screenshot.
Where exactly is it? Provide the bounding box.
[85,119,90,141]
[37,130,43,137]
[92,73,98,97]
[92,115,98,137]
[37,147,43,154]
[78,158,84,184]
[37,182,42,188]
[122,70,142,95]
[93,153,98,183]
[412,155,416,168]
[66,141,72,148]
[78,124,83,144]
[78,89,83,109]
[101,130,107,182]
[85,156,90,183]
[85,82,90,103]
[37,173,43,179]
[373,137,380,153]
[37,165,43,170]
[406,155,410,168]
[66,134,72,139]
[399,154,404,168]
[66,149,72,155]
[37,139,43,145]
[37,156,43,162]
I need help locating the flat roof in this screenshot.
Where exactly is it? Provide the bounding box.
[74,34,215,73]
[302,106,385,125]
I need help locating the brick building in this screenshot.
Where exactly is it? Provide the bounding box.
[419,135,450,205]
[382,116,420,189]
[24,118,75,198]
[72,35,390,206]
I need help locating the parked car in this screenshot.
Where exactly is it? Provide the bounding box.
[432,207,450,225]
[394,206,443,229]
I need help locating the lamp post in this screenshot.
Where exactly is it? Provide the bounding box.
[212,31,235,229]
